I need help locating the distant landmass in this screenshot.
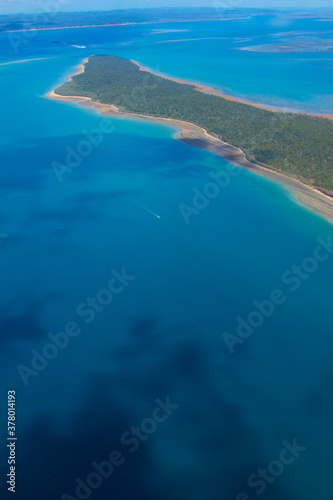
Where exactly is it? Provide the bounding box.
[0,8,256,32]
[53,55,333,198]
[2,8,330,33]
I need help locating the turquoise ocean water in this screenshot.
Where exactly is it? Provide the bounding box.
[0,14,333,500]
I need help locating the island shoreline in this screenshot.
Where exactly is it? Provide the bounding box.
[130,59,333,121]
[46,59,333,224]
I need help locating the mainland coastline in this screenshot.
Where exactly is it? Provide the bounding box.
[2,17,249,34]
[46,58,333,224]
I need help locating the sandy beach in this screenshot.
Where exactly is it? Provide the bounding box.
[65,57,89,82]
[131,60,333,120]
[46,59,333,224]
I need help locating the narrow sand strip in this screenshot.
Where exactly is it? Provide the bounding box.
[0,57,51,66]
[131,60,333,120]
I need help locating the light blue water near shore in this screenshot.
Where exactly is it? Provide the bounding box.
[0,14,333,500]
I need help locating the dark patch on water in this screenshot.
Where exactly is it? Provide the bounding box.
[172,341,205,378]
[74,190,131,205]
[129,317,159,345]
[33,203,99,223]
[0,296,55,342]
[0,315,304,500]
[2,380,164,500]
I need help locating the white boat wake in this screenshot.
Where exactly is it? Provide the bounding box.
[135,202,161,219]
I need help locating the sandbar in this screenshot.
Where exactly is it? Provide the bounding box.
[0,57,51,66]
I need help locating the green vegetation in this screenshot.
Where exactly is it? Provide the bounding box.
[56,55,333,193]
[0,8,262,32]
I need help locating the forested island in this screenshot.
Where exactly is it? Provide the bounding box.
[54,55,333,195]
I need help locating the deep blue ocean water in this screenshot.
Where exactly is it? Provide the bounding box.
[0,13,333,500]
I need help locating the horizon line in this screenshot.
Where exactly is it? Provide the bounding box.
[1,6,333,17]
